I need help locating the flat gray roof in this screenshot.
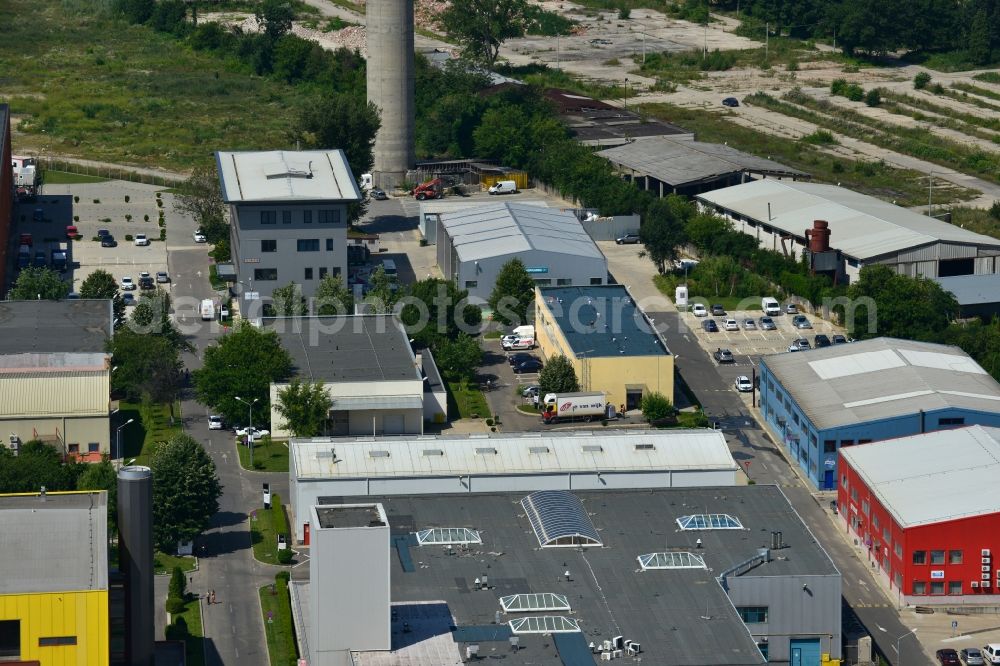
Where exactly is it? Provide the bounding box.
[440,202,605,263]
[762,337,1000,430]
[598,136,806,187]
[215,149,362,204]
[697,180,1000,261]
[935,273,1000,306]
[265,316,419,383]
[311,486,834,666]
[0,491,108,593]
[0,300,112,354]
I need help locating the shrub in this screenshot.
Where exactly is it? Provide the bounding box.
[931,82,944,94]
[168,566,186,599]
[125,214,132,221]
[845,84,865,102]
[864,89,881,107]
[157,199,163,208]
[419,238,428,246]
[830,78,847,96]
[124,195,130,203]
[159,228,167,241]
[786,59,799,72]
[93,199,100,204]
[125,234,134,241]
[277,548,293,564]
[801,130,837,145]
[618,5,630,19]
[640,391,674,423]
[73,195,79,203]
[990,201,1000,220]
[144,214,149,222]
[165,596,186,615]
[914,72,932,90]
[73,215,79,222]
[276,570,291,583]
[485,418,494,426]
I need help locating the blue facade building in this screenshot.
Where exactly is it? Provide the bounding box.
[759,337,1000,490]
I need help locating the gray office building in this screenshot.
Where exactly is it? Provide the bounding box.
[216,150,362,314]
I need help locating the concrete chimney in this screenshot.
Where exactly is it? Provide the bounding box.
[366,0,415,188]
[118,465,155,666]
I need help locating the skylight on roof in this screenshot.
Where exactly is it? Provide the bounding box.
[499,593,570,613]
[521,490,603,548]
[508,616,580,634]
[637,552,707,570]
[414,527,482,546]
[676,514,743,530]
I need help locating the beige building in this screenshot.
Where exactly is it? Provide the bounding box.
[0,301,113,460]
[535,285,674,411]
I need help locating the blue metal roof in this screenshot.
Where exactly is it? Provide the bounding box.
[521,490,602,547]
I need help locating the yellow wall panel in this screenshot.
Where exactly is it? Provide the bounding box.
[0,590,108,666]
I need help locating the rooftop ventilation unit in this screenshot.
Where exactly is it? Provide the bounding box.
[422,449,444,456]
[369,450,390,458]
[475,447,497,455]
[529,446,550,454]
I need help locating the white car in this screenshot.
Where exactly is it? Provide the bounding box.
[134,234,149,246]
[208,415,224,430]
[193,230,207,243]
[722,318,739,331]
[120,276,135,291]
[236,426,269,439]
[734,376,753,392]
[691,304,708,317]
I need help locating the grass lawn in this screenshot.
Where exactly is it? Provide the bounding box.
[236,437,290,472]
[154,551,197,575]
[260,574,299,666]
[117,401,182,465]
[950,207,1000,240]
[483,331,502,340]
[250,494,292,565]
[653,276,764,312]
[41,169,108,184]
[167,596,205,666]
[446,380,491,419]
[676,410,710,428]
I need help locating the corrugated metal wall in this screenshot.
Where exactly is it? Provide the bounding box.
[481,172,529,189]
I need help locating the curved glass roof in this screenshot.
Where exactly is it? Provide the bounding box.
[676,514,743,530]
[499,593,571,613]
[521,490,602,548]
[414,527,482,546]
[508,616,580,634]
[637,551,707,570]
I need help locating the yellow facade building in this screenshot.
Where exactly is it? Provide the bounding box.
[535,285,674,411]
[0,491,109,665]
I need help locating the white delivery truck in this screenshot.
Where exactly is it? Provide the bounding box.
[488,180,518,195]
[200,299,216,321]
[761,297,781,316]
[501,325,536,350]
[542,391,608,424]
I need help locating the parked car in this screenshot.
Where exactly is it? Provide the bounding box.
[513,358,544,374]
[734,375,753,392]
[65,225,78,238]
[101,234,117,248]
[814,334,831,348]
[208,415,224,430]
[711,304,726,316]
[692,303,708,317]
[982,644,1000,665]
[722,318,739,331]
[722,96,740,107]
[788,338,811,352]
[521,385,541,399]
[792,314,812,329]
[961,647,985,665]
[134,234,149,246]
[193,229,207,243]
[32,250,46,267]
[236,426,270,439]
[832,334,848,345]
[508,353,538,367]
[702,319,719,332]
[156,271,170,283]
[122,293,136,306]
[615,233,641,245]
[713,348,735,363]
[371,188,388,200]
[743,318,757,330]
[139,272,154,290]
[785,303,799,314]
[97,229,110,238]
[759,317,776,330]
[120,276,135,291]
[937,649,961,666]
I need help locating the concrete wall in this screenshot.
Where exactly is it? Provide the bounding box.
[423,388,447,423]
[3,415,110,457]
[345,408,422,436]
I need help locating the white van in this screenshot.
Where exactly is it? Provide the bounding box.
[512,325,535,338]
[762,297,781,316]
[200,299,215,321]
[488,180,518,195]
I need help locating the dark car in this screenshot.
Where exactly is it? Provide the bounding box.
[371,188,388,201]
[139,275,154,290]
[702,319,719,332]
[101,234,117,248]
[513,359,543,374]
[97,229,110,238]
[937,649,961,666]
[713,348,735,363]
[722,97,740,107]
[508,353,538,367]
[814,334,831,348]
[832,334,848,345]
[616,233,641,245]
[710,304,726,316]
[32,250,47,267]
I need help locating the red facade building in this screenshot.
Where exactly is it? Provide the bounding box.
[838,425,1000,602]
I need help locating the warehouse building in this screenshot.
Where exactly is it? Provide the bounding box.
[838,425,1000,603]
[0,300,113,460]
[759,337,1000,490]
[418,198,548,245]
[266,315,446,438]
[290,485,841,666]
[535,285,673,410]
[598,136,807,197]
[435,202,608,304]
[288,429,738,543]
[0,491,109,665]
[696,180,1000,283]
[935,273,1000,320]
[216,150,362,315]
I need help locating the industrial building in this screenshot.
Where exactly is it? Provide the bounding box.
[0,105,12,295]
[366,0,415,186]
[288,429,738,543]
[535,285,674,410]
[598,136,807,197]
[542,88,692,147]
[215,150,362,316]
[696,180,1000,283]
[435,202,608,303]
[0,300,113,459]
[838,425,1000,603]
[418,198,548,246]
[289,486,841,666]
[935,273,1000,320]
[265,315,446,438]
[759,337,1000,490]
[0,491,110,665]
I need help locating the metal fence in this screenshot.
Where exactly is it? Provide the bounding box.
[40,158,184,188]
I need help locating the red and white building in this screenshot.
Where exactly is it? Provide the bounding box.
[838,425,1000,603]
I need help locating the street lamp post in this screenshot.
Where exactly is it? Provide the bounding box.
[894,627,917,661]
[624,77,629,111]
[115,418,135,466]
[235,396,259,469]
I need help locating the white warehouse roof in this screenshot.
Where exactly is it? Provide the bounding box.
[291,430,737,480]
[841,425,1000,528]
[215,149,362,203]
[440,202,604,263]
[762,337,1000,430]
[696,180,1000,261]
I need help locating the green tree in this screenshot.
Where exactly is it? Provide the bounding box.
[130,289,188,350]
[640,391,674,423]
[275,379,332,437]
[538,355,579,395]
[271,282,307,316]
[640,195,691,273]
[9,267,69,301]
[150,434,223,552]
[913,72,932,90]
[433,334,482,383]
[864,88,881,107]
[193,322,293,425]
[80,269,125,324]
[256,0,295,41]
[173,165,227,243]
[488,258,535,326]
[168,566,187,600]
[291,93,381,178]
[847,264,958,340]
[441,0,530,66]
[0,441,83,493]
[314,275,354,315]
[365,266,398,314]
[399,278,482,347]
[969,9,992,65]
[110,330,184,404]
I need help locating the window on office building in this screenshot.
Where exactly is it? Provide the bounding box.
[318,209,340,224]
[304,268,313,280]
[873,516,880,530]
[590,277,603,285]
[261,211,276,225]
[88,443,99,453]
[757,643,768,660]
[913,550,926,565]
[861,500,869,516]
[949,550,963,564]
[282,210,292,224]
[913,581,927,595]
[254,268,278,281]
[948,581,962,595]
[895,543,903,558]
[736,607,768,623]
[68,443,79,454]
[938,417,965,427]
[556,278,573,286]
[261,239,277,253]
[297,239,320,252]
[465,281,478,289]
[0,620,20,659]
[930,582,945,595]
[930,550,945,565]
[319,267,328,279]
[823,440,836,453]
[534,279,552,286]
[883,528,890,543]
[326,238,334,251]
[303,210,312,224]
[850,487,858,502]
[841,474,848,489]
